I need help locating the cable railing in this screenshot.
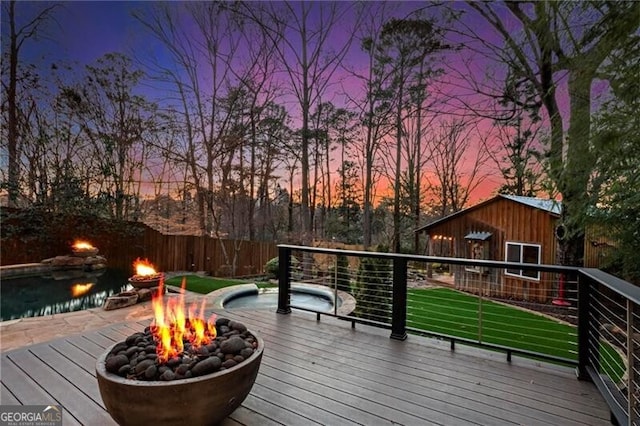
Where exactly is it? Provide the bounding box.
[405,262,580,365]
[276,244,639,425]
[578,269,640,425]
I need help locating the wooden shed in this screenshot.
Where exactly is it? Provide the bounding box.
[416,194,563,302]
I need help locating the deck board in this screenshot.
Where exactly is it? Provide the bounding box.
[80,330,118,349]
[48,339,100,374]
[27,344,105,408]
[5,350,112,425]
[65,334,113,359]
[0,359,59,406]
[252,373,366,425]
[1,308,611,425]
[1,383,20,405]
[229,309,609,425]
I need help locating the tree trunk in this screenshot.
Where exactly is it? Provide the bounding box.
[393,69,404,253]
[559,70,594,266]
[7,1,19,207]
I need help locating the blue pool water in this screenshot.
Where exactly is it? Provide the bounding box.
[1,268,131,321]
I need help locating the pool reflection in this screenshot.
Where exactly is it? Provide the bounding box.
[71,282,95,297]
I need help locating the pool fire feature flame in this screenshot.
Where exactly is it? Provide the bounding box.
[128,258,163,289]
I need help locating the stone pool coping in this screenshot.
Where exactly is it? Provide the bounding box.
[0,263,52,279]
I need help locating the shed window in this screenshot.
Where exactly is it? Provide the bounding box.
[505,242,541,280]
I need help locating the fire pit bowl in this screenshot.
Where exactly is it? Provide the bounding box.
[96,330,264,426]
[128,273,163,289]
[72,247,99,257]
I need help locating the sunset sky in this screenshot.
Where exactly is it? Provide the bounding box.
[6,1,579,205]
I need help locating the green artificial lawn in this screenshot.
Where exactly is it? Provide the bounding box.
[162,277,625,383]
[164,275,250,294]
[407,287,625,382]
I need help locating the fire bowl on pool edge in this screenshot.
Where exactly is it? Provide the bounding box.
[128,273,164,289]
[96,332,264,426]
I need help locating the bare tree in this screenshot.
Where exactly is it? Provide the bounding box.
[254,102,292,240]
[308,101,357,239]
[237,1,359,245]
[59,53,154,220]
[134,2,244,234]
[1,0,58,207]
[426,119,490,217]
[346,1,397,248]
[372,16,448,252]
[225,16,284,241]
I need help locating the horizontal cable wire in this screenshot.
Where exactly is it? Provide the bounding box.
[282,247,635,419]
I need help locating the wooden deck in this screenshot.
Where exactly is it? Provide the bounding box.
[1,309,611,425]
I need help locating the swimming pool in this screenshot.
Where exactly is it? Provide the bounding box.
[1,268,131,321]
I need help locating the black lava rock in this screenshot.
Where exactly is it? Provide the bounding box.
[222,359,237,369]
[215,317,230,328]
[229,320,247,333]
[220,336,246,354]
[103,317,256,382]
[135,359,155,375]
[126,332,144,346]
[160,370,175,381]
[144,364,157,380]
[240,348,255,359]
[191,356,222,376]
[105,354,129,374]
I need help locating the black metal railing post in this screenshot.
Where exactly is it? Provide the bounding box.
[626,299,637,426]
[277,246,292,314]
[577,271,592,381]
[390,257,407,340]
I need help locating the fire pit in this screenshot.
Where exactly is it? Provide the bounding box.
[71,240,99,257]
[96,279,263,425]
[128,258,163,289]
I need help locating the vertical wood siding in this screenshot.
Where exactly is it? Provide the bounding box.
[421,198,560,302]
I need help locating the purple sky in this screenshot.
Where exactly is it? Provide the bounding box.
[24,1,145,65]
[6,1,585,202]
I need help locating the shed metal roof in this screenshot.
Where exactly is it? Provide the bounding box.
[500,194,562,215]
[415,194,562,233]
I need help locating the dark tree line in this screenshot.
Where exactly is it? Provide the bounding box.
[2,1,638,281]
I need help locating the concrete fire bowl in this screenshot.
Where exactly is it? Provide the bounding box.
[96,333,263,426]
[128,273,163,289]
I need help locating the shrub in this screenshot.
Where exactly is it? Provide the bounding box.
[336,253,351,293]
[353,245,392,322]
[265,256,302,280]
[265,257,279,279]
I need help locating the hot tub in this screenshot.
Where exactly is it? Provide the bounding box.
[210,283,355,316]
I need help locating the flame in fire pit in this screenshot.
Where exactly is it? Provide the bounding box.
[151,278,217,363]
[73,240,96,250]
[133,258,158,277]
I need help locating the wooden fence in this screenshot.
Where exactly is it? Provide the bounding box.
[141,230,278,277]
[0,209,278,277]
[583,225,617,268]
